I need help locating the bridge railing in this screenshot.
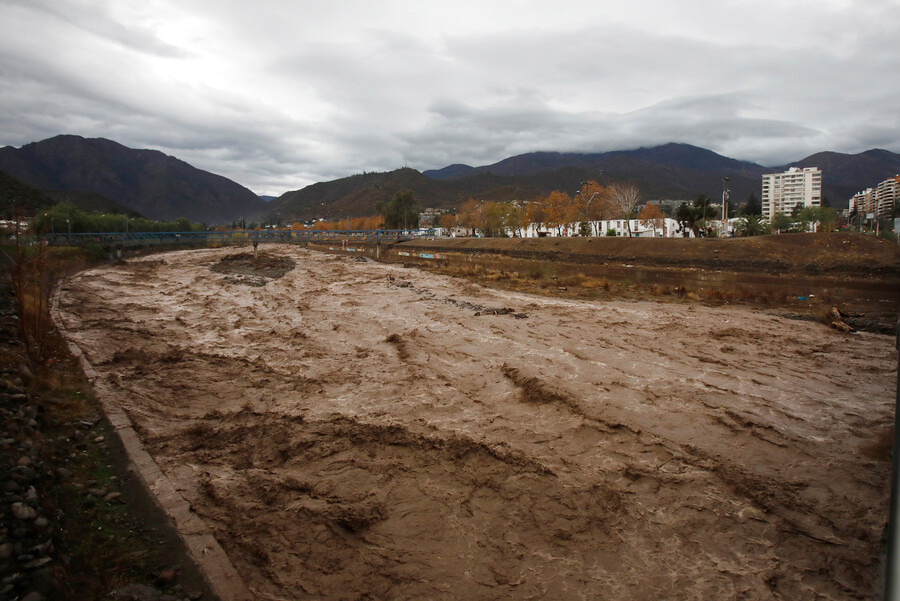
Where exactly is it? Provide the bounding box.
[42,229,437,246]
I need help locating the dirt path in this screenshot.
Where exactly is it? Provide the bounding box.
[55,245,895,600]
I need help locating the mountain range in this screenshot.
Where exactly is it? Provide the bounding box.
[267,143,900,222]
[0,135,266,224]
[2,136,899,225]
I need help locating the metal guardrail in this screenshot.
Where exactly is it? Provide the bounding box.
[41,229,437,246]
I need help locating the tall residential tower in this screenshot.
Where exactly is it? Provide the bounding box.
[761,166,822,219]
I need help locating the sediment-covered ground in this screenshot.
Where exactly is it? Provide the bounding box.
[55,245,895,600]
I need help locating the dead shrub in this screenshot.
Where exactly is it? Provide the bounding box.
[703,288,738,303]
[556,273,586,288]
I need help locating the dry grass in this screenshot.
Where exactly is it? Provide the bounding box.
[483,270,511,281]
[579,277,608,289]
[648,284,677,296]
[409,251,859,325]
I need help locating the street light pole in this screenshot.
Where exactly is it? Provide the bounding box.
[722,177,730,237]
[577,183,600,237]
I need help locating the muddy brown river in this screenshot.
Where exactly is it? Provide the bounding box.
[55,246,895,600]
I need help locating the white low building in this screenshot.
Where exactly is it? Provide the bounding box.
[524,218,688,238]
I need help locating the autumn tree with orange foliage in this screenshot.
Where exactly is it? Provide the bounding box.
[526,197,547,234]
[575,180,614,235]
[439,213,457,231]
[544,190,577,235]
[508,202,530,237]
[638,203,666,237]
[457,198,484,234]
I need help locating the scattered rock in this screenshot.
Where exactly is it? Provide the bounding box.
[17,364,34,382]
[22,557,52,570]
[11,502,37,520]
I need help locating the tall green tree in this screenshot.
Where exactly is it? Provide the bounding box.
[376,190,419,230]
[482,201,508,237]
[693,194,712,223]
[797,206,837,232]
[676,201,699,237]
[770,212,792,233]
[741,193,762,216]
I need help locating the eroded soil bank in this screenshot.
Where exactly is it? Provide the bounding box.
[55,246,895,600]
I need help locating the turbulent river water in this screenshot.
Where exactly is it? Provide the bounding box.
[56,246,894,600]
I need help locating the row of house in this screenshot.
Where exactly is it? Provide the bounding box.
[849,175,899,220]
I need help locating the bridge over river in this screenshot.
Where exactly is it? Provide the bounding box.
[43,228,436,247]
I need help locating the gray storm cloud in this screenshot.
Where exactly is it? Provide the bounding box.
[0,0,897,195]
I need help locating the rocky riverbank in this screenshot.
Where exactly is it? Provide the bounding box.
[0,270,215,601]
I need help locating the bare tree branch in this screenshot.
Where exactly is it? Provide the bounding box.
[610,183,641,237]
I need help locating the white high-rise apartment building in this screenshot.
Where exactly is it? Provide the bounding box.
[874,175,899,220]
[761,166,822,219]
[848,175,898,220]
[850,188,874,215]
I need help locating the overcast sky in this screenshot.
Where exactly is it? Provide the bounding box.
[1,0,898,196]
